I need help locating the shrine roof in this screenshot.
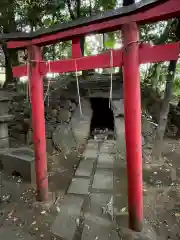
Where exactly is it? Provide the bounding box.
[0,0,164,42]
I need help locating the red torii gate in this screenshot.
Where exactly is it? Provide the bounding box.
[2,0,180,232]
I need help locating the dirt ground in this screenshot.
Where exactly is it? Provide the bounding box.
[1,136,180,239]
[141,137,180,240]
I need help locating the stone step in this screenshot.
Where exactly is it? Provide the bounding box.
[51,195,84,240]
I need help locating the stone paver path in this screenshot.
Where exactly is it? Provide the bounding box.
[51,139,126,240]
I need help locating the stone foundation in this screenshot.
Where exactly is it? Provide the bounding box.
[8,95,125,157]
[7,74,127,157]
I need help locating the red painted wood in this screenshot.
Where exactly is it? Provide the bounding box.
[12,42,179,78]
[72,38,82,58]
[13,49,123,77]
[122,22,143,232]
[28,45,48,201]
[7,0,180,48]
[139,42,179,63]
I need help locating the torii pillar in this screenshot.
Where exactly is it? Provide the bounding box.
[122,0,143,232]
[28,45,48,202]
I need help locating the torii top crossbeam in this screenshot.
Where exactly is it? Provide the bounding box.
[1,0,180,78]
[1,0,180,234]
[2,0,180,48]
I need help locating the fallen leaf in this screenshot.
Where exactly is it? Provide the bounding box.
[175,213,180,217]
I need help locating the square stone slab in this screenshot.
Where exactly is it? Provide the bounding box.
[99,145,114,153]
[92,169,113,190]
[75,160,94,177]
[87,193,112,217]
[82,218,119,240]
[86,140,99,149]
[103,140,116,146]
[97,153,114,169]
[83,149,98,159]
[68,178,91,195]
[87,194,128,218]
[51,195,84,240]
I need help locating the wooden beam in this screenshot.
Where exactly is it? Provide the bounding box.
[13,42,179,78]
[139,42,179,64]
[7,0,180,48]
[13,49,123,77]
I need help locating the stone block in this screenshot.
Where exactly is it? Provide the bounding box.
[97,154,114,169]
[75,160,94,177]
[0,147,35,183]
[92,169,113,190]
[68,178,91,195]
[51,195,84,240]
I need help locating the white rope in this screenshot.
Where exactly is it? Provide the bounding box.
[74,59,82,115]
[26,62,29,102]
[26,61,31,103]
[44,60,51,106]
[109,50,113,108]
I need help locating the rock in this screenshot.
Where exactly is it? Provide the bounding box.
[51,109,58,117]
[71,99,92,145]
[27,129,33,144]
[52,123,76,155]
[112,99,124,117]
[69,102,76,112]
[45,124,54,138]
[57,109,71,122]
[46,138,54,154]
[142,135,145,146]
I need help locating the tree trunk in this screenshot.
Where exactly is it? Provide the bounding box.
[2,3,18,88]
[152,60,177,160]
[2,43,18,88]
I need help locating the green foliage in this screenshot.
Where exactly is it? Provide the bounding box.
[0,0,180,99]
[104,32,116,49]
[95,0,117,11]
